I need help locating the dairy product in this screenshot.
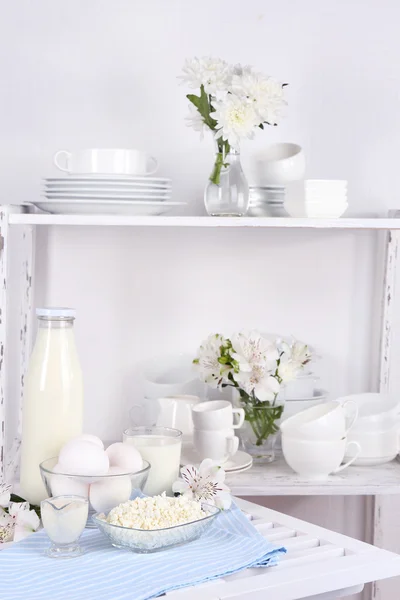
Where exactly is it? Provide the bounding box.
[20,309,83,504]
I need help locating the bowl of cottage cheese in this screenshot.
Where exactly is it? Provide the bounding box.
[92,493,220,552]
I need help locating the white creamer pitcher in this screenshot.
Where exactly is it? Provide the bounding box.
[20,308,84,504]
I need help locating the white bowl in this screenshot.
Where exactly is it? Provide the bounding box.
[344,428,399,464]
[280,400,357,440]
[337,393,400,432]
[282,435,360,480]
[254,143,306,186]
[278,374,318,401]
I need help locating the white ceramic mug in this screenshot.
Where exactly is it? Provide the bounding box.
[192,400,245,431]
[280,400,358,440]
[282,435,361,480]
[53,148,158,176]
[193,428,239,462]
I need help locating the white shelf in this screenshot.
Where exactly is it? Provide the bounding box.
[8,213,400,229]
[227,454,400,496]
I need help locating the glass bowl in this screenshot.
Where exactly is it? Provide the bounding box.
[40,457,150,528]
[92,502,220,552]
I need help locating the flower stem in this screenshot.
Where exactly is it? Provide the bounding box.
[209,139,231,186]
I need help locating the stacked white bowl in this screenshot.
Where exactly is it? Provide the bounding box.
[285,179,348,218]
[280,400,360,479]
[248,143,306,217]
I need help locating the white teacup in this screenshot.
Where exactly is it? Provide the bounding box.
[53,148,158,176]
[280,400,358,440]
[193,428,239,462]
[282,435,361,480]
[192,400,245,431]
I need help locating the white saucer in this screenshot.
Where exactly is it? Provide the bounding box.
[347,455,397,466]
[180,446,253,472]
[285,388,328,402]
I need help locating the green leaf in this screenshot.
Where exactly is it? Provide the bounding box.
[259,123,264,130]
[187,94,201,109]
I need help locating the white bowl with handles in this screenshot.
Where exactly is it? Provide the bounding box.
[280,400,358,440]
[282,435,361,480]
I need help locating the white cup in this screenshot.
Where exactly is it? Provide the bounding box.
[192,400,245,431]
[53,148,158,176]
[282,435,361,480]
[280,400,358,440]
[193,428,239,462]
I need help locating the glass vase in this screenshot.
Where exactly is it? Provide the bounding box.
[239,401,284,463]
[204,146,249,216]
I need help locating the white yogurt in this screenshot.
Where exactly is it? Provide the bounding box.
[41,497,88,545]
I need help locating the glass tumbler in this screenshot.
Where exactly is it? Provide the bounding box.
[41,495,89,558]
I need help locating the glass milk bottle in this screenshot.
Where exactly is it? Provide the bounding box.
[20,308,84,504]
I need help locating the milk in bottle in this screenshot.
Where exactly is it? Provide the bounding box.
[20,308,83,504]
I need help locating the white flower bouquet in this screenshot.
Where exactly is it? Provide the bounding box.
[0,484,40,544]
[180,57,287,186]
[193,332,311,451]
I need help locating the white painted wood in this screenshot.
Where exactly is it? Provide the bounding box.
[5,222,35,481]
[8,213,400,229]
[0,207,9,482]
[371,215,400,600]
[227,454,400,496]
[165,498,400,600]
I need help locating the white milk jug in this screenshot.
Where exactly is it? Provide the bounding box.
[20,308,84,504]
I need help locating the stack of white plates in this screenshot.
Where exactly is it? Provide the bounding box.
[248,186,287,217]
[36,176,186,215]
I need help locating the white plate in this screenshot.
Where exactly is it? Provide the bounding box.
[44,176,171,184]
[44,182,171,190]
[34,200,185,216]
[44,192,171,200]
[180,447,253,472]
[345,455,397,466]
[285,389,328,402]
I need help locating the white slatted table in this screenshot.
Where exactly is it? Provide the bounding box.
[166,498,400,600]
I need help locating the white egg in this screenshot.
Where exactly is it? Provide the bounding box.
[59,440,109,476]
[89,467,132,513]
[106,442,143,472]
[50,463,89,499]
[70,434,104,450]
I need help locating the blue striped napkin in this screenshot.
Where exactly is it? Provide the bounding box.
[0,503,285,600]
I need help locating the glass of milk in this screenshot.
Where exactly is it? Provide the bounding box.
[123,427,182,496]
[41,495,89,558]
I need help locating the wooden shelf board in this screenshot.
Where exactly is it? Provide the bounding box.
[227,454,400,496]
[8,213,400,229]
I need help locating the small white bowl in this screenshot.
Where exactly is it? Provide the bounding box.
[254,143,305,186]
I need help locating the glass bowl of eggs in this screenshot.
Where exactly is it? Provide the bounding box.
[40,435,150,528]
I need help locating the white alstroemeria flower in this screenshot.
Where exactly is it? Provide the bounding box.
[172,459,232,510]
[234,367,280,401]
[212,94,259,147]
[0,511,14,543]
[194,333,230,388]
[232,70,286,124]
[231,331,279,371]
[180,56,232,95]
[0,483,11,510]
[185,104,205,139]
[13,508,40,542]
[290,341,311,366]
[277,360,299,384]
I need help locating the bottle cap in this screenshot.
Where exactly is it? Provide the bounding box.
[36,307,76,319]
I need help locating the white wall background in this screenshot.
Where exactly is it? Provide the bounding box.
[2,1,400,597]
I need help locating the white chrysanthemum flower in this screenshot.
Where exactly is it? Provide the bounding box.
[212,94,259,148]
[193,333,230,388]
[180,56,232,94]
[232,70,286,124]
[185,104,205,139]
